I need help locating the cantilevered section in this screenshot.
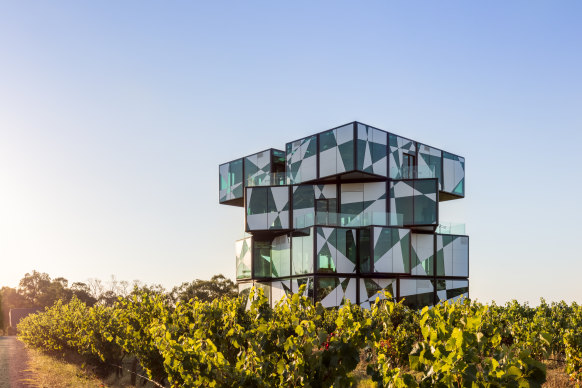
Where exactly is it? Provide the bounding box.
[220,121,468,310]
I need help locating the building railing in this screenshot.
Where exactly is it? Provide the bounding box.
[293,212,404,228]
[246,172,287,187]
[435,222,466,235]
[389,165,439,179]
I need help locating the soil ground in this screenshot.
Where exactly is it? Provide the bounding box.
[0,336,35,388]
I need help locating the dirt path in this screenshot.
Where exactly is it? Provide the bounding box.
[0,337,35,388]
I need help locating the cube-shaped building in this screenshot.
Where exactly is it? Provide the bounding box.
[219,122,468,309]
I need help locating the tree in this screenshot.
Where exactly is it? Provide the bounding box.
[170,274,238,304]
[0,286,31,330]
[18,271,75,307]
[70,282,97,306]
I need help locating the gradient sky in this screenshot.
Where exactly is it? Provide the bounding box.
[1,1,580,303]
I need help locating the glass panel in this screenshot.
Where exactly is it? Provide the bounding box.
[442,152,465,196]
[373,227,410,273]
[292,185,315,228]
[319,129,336,152]
[336,124,354,172]
[452,236,469,277]
[247,188,268,215]
[399,279,434,310]
[253,240,271,278]
[359,228,371,273]
[316,277,339,304]
[291,228,314,275]
[267,187,290,230]
[411,233,434,276]
[335,228,357,273]
[390,181,413,225]
[235,237,252,280]
[286,135,317,184]
[359,278,397,309]
[317,227,336,273]
[230,159,243,198]
[271,235,290,277]
[413,179,437,225]
[316,277,357,307]
[436,235,453,276]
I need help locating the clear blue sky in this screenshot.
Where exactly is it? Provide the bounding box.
[0,1,580,303]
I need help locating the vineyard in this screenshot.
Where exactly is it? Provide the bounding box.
[17,288,582,387]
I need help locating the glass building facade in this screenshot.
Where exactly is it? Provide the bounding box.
[219,122,468,309]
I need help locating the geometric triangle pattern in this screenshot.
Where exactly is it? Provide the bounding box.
[417,143,442,189]
[319,124,355,178]
[372,227,411,273]
[356,123,388,177]
[399,278,435,310]
[358,278,396,309]
[292,184,316,228]
[244,150,272,186]
[286,135,317,184]
[316,227,357,274]
[443,151,465,196]
[411,233,434,276]
[219,159,244,202]
[291,276,314,299]
[316,277,357,308]
[246,187,290,231]
[270,279,291,308]
[235,237,252,280]
[389,180,437,226]
[221,121,468,311]
[388,133,416,179]
[340,182,387,227]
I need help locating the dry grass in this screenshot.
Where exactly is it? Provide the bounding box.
[25,348,158,388]
[25,347,109,388]
[543,360,575,388]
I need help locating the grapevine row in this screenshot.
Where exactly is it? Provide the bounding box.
[17,288,582,387]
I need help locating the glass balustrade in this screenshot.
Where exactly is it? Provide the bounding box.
[292,212,404,228]
[435,222,466,235]
[291,212,465,233]
[389,165,438,180]
[246,172,288,187]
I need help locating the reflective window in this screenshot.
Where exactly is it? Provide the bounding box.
[293,185,315,228]
[359,228,371,273]
[373,227,410,273]
[235,237,252,280]
[414,180,438,225]
[271,235,290,277]
[253,240,271,278]
[291,228,314,275]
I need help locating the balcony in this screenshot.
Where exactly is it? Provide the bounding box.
[246,172,287,187]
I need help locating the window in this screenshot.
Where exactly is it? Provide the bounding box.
[402,154,415,179]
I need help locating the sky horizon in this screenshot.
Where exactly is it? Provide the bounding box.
[1,1,581,304]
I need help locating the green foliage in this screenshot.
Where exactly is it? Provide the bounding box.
[16,286,582,388]
[114,287,171,383]
[17,296,124,370]
[564,303,582,386]
[367,298,553,387]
